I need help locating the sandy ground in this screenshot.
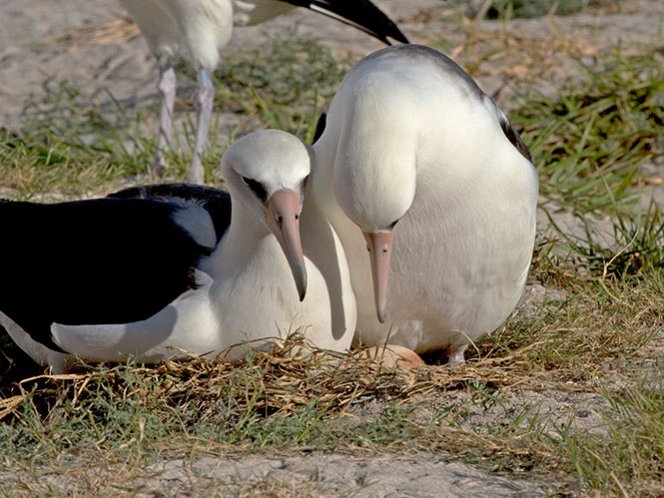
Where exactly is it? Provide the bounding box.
[1,0,663,125]
[0,0,663,496]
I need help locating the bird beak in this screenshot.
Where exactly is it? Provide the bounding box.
[266,190,307,301]
[363,230,395,323]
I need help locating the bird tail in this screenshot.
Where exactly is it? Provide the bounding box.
[292,0,409,45]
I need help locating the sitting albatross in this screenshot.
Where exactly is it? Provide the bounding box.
[0,130,356,372]
[117,0,409,183]
[312,44,538,364]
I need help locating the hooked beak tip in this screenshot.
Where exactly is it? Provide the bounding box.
[377,307,387,324]
[295,266,307,302]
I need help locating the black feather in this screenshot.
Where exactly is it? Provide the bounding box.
[282,0,409,45]
[241,177,269,204]
[499,116,533,162]
[0,198,213,351]
[108,183,231,243]
[312,112,327,144]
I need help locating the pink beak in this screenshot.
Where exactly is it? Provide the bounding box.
[266,190,307,301]
[363,230,395,323]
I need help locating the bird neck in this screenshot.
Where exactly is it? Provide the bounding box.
[203,198,272,274]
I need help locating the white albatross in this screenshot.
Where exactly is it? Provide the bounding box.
[312,44,538,364]
[0,130,356,372]
[117,0,409,183]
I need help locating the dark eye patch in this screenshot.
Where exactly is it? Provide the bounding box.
[241,176,268,203]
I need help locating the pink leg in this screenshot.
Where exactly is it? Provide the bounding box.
[152,58,176,175]
[447,344,468,366]
[188,67,214,184]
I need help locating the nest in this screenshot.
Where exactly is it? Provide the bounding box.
[0,334,546,425]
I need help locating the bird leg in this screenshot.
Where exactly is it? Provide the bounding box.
[188,67,214,184]
[152,57,176,175]
[447,344,468,366]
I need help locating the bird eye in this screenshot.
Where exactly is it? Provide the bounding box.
[241,176,267,203]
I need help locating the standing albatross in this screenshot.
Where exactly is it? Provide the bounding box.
[117,0,409,183]
[312,44,538,364]
[0,130,356,372]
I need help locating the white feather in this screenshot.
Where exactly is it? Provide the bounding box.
[48,131,356,368]
[0,310,68,374]
[313,45,538,360]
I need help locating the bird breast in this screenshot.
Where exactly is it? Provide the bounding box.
[119,0,234,68]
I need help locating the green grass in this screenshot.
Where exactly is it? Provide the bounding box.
[484,0,592,20]
[1,270,662,494]
[211,34,351,141]
[564,382,664,496]
[0,33,663,497]
[1,35,349,197]
[0,129,145,199]
[515,49,664,216]
[541,198,664,281]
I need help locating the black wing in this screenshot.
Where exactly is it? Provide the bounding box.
[0,198,210,350]
[108,183,232,244]
[312,112,327,144]
[498,114,532,162]
[283,0,409,45]
[477,93,532,163]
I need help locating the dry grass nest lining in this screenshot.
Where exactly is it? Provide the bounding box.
[0,341,562,468]
[0,336,548,424]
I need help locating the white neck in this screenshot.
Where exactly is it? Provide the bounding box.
[200,194,270,276]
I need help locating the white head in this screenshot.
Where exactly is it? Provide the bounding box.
[221,129,311,300]
[325,85,419,323]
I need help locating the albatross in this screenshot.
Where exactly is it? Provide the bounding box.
[117,0,409,183]
[0,129,356,372]
[312,44,538,364]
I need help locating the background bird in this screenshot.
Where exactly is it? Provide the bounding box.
[312,44,538,364]
[117,0,409,183]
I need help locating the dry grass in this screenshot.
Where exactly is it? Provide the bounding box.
[0,273,661,489]
[34,16,140,49]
